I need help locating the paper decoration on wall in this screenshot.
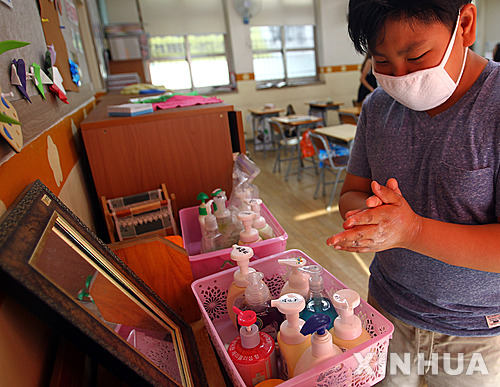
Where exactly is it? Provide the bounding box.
[11,59,31,103]
[39,0,79,92]
[0,40,30,55]
[1,0,13,8]
[0,88,23,152]
[44,48,69,104]
[68,58,81,86]
[27,63,53,99]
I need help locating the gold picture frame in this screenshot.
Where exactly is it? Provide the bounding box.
[0,180,207,386]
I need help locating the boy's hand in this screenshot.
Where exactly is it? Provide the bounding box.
[326,179,421,252]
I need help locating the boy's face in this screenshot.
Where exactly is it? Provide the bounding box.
[371,16,466,82]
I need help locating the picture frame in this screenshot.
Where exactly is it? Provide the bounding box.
[0,180,207,386]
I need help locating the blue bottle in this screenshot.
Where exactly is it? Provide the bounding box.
[298,265,338,330]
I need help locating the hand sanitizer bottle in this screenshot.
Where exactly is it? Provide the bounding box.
[234,272,284,341]
[196,192,210,236]
[238,211,262,245]
[226,245,256,327]
[278,257,309,299]
[270,293,310,379]
[293,314,343,377]
[299,265,338,330]
[228,307,278,387]
[245,198,275,240]
[212,188,241,247]
[200,205,222,253]
[330,289,372,351]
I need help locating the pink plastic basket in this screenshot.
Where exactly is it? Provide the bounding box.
[180,203,288,279]
[191,250,394,387]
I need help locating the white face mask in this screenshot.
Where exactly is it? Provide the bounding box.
[372,14,467,111]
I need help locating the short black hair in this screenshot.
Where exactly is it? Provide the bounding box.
[348,0,472,54]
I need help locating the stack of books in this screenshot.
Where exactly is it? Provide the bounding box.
[107,103,154,117]
[106,73,141,91]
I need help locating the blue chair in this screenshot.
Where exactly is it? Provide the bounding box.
[309,131,349,210]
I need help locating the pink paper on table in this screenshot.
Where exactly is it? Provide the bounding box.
[152,95,223,110]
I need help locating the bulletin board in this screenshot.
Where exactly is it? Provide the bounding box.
[0,0,96,162]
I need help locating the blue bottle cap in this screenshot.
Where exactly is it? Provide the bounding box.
[300,313,331,336]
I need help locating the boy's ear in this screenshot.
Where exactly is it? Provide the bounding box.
[460,3,477,47]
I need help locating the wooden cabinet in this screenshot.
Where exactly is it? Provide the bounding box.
[81,95,245,220]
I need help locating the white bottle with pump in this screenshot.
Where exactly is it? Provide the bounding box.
[212,189,231,229]
[293,314,343,377]
[226,245,256,327]
[245,198,275,240]
[278,257,309,299]
[331,289,372,351]
[270,293,310,379]
[238,211,262,245]
[200,205,222,253]
[212,188,241,247]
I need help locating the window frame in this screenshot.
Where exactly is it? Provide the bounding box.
[251,25,319,90]
[147,32,235,94]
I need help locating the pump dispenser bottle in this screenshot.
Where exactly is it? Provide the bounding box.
[245,198,274,240]
[200,205,222,253]
[299,265,337,330]
[278,257,309,299]
[234,272,284,340]
[331,289,372,351]
[238,211,262,245]
[197,192,210,235]
[212,188,242,247]
[228,307,278,387]
[270,293,310,379]
[227,245,257,327]
[293,314,342,377]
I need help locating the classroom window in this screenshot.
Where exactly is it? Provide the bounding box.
[251,25,317,89]
[148,33,231,92]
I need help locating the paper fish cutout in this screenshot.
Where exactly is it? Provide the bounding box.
[0,40,30,55]
[11,59,31,103]
[27,63,53,99]
[0,88,23,152]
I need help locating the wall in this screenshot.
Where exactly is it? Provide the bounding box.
[0,1,103,385]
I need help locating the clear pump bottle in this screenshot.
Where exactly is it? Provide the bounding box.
[278,257,309,299]
[226,245,256,327]
[234,271,284,341]
[330,289,372,351]
[212,188,241,247]
[200,205,222,253]
[299,265,338,330]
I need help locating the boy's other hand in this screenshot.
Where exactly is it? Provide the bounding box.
[326,179,421,253]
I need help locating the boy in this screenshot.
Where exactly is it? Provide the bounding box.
[327,1,500,386]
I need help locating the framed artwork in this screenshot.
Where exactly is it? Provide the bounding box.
[0,180,207,386]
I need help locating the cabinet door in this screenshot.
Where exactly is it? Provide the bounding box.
[82,109,234,211]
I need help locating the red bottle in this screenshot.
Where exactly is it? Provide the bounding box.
[228,307,278,386]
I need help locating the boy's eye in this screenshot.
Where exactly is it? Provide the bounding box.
[408,51,428,61]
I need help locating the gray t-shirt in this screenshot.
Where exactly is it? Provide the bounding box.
[348,60,500,336]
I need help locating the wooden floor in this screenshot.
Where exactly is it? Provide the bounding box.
[247,142,374,299]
